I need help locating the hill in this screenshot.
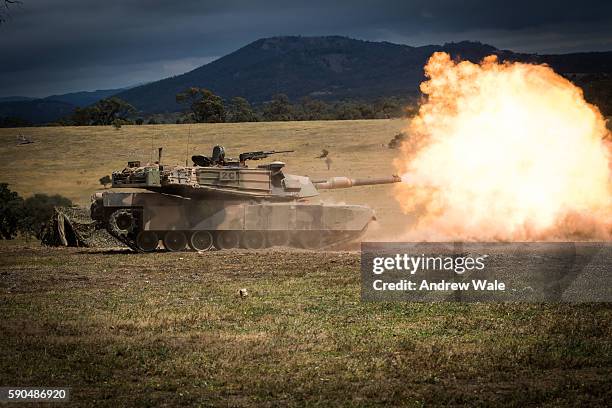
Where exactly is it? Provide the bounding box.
[0,87,128,125]
[0,96,37,103]
[0,99,76,125]
[116,36,612,113]
[44,87,126,107]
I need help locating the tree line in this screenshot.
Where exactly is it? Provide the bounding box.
[2,77,612,128]
[174,88,415,123]
[41,88,416,126]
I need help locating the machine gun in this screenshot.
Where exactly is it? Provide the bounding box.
[239,150,294,165]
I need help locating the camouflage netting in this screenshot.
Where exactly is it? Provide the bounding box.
[40,206,124,248]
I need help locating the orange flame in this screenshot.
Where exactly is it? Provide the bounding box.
[395,52,612,241]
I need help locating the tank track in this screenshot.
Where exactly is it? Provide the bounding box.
[107,228,142,252]
[103,227,366,252]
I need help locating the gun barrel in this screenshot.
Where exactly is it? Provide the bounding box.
[313,175,401,190]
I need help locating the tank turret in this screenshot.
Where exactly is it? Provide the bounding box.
[92,146,401,252]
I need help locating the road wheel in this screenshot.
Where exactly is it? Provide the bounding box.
[215,231,240,250]
[297,232,323,249]
[267,231,290,247]
[241,231,266,249]
[189,231,213,251]
[136,231,158,252]
[164,231,187,251]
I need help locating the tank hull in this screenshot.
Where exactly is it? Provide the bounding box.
[92,191,374,251]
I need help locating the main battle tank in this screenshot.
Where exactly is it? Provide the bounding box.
[91,146,400,251]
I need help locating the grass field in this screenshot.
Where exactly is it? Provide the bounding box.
[0,120,411,239]
[1,121,611,406]
[1,242,611,407]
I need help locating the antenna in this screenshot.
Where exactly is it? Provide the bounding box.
[150,132,154,164]
[186,124,191,166]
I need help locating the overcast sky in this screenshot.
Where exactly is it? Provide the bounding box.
[1,0,611,98]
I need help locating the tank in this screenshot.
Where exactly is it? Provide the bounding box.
[90,146,401,251]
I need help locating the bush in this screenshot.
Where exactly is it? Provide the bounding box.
[20,194,73,239]
[99,175,112,188]
[0,185,71,240]
[0,183,24,239]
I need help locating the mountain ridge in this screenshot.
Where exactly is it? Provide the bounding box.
[115,36,612,113]
[44,87,128,107]
[3,36,612,123]
[0,87,130,124]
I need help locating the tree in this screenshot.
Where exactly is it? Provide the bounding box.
[176,87,226,123]
[175,87,201,119]
[374,98,403,119]
[96,98,136,125]
[70,97,136,126]
[356,103,376,119]
[0,183,23,239]
[71,106,93,126]
[227,97,258,122]
[99,175,112,188]
[262,94,294,121]
[20,194,72,238]
[334,101,363,120]
[299,97,329,120]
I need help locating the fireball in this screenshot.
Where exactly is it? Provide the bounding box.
[395,52,612,240]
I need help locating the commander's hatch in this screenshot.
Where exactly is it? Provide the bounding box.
[257,161,285,171]
[258,161,286,188]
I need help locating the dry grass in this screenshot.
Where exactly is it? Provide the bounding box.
[0,120,411,238]
[1,242,611,407]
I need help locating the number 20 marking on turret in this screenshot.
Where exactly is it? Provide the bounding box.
[219,171,238,181]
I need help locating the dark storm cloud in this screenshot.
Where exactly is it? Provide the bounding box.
[1,0,611,97]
